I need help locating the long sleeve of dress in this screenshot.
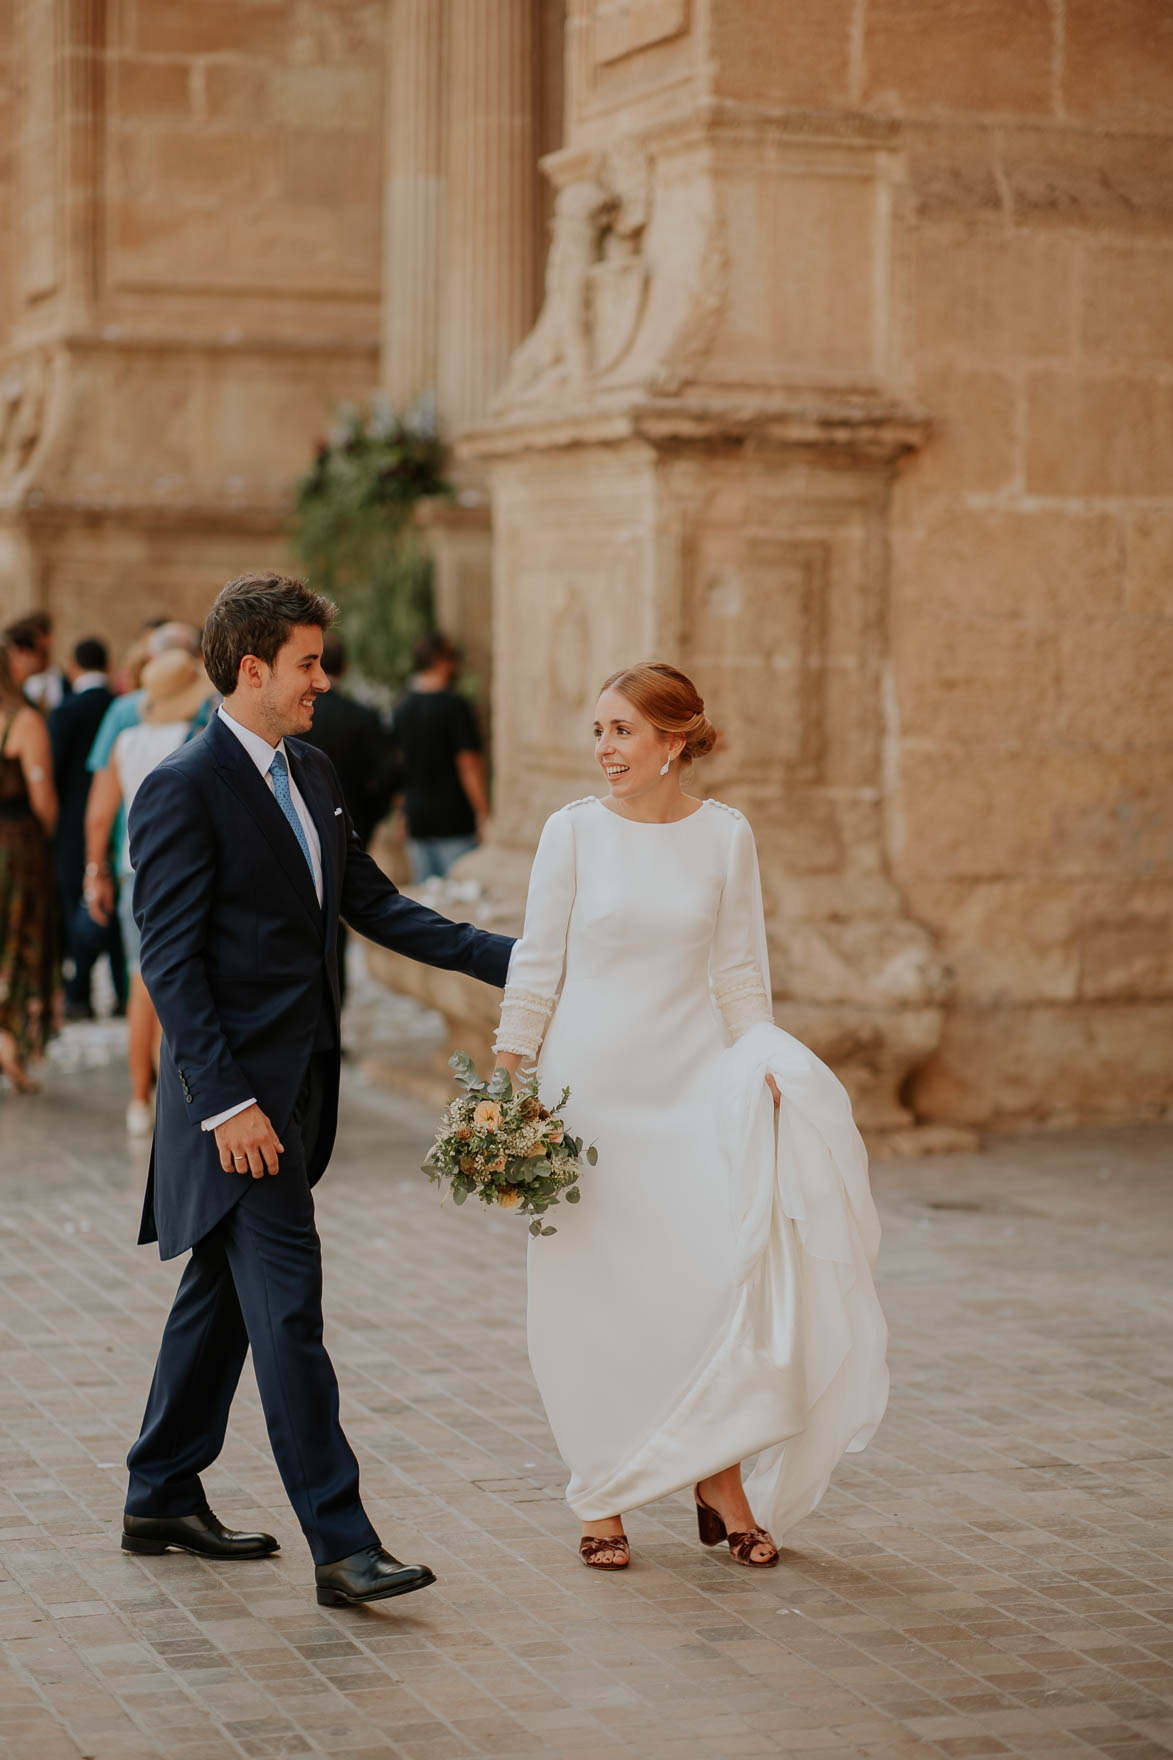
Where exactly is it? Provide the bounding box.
[710,811,774,1040]
[494,808,577,1059]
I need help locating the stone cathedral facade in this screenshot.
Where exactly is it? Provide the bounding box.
[1,1,1170,1141]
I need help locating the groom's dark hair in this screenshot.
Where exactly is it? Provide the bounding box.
[203,572,336,697]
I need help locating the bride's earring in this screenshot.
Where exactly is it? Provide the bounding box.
[659,759,671,776]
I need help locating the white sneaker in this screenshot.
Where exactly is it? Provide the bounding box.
[126,1099,153,1135]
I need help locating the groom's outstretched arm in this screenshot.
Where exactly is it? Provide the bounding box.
[339,807,513,988]
[129,763,257,1121]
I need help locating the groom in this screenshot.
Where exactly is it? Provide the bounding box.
[122,573,513,1606]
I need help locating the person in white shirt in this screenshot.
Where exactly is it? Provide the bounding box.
[84,651,212,1132]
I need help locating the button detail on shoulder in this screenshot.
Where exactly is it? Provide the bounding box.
[707,799,745,821]
[564,796,598,812]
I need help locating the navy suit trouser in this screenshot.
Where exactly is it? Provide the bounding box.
[125,1056,379,1565]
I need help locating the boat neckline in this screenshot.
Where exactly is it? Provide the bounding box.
[593,796,710,826]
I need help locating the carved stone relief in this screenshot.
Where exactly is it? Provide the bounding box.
[501,144,651,402]
[0,350,53,485]
[592,0,690,66]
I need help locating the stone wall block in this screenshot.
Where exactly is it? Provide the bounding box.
[903,878,1082,1005]
[133,2,289,59]
[1003,129,1173,235]
[898,749,1173,882]
[777,917,951,1011]
[904,365,1018,498]
[902,123,1005,223]
[1062,0,1173,134]
[896,509,1121,626]
[909,1002,1173,1126]
[1059,621,1173,752]
[114,57,195,119]
[862,0,1053,116]
[1125,512,1173,620]
[778,1003,946,1133]
[1026,373,1173,498]
[201,62,274,121]
[1078,913,1173,1001]
[895,617,1059,745]
[1081,243,1173,366]
[911,230,1076,363]
[708,0,854,108]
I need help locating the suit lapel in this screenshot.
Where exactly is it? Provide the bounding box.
[206,716,322,930]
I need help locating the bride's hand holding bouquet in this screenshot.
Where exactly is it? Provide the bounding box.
[423,1051,596,1236]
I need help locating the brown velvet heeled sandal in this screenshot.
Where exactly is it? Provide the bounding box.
[694,1485,779,1567]
[578,1533,630,1570]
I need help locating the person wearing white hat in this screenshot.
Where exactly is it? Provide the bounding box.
[85,650,213,1132]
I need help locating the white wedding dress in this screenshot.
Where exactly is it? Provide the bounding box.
[494,796,888,1532]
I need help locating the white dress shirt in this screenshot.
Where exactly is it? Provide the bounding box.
[201,706,326,1134]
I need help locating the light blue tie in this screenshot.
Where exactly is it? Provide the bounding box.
[268,749,315,882]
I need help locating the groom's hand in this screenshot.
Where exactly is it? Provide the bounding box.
[214,1105,284,1179]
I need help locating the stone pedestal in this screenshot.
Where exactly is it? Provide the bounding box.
[446,102,966,1145]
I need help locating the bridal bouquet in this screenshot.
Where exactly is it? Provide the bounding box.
[423,1051,596,1236]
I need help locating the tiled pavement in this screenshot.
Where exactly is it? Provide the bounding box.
[0,1005,1170,1760]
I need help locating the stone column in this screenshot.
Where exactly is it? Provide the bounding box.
[381,0,445,408]
[439,0,541,431]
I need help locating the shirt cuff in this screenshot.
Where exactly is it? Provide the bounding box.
[201,1098,257,1132]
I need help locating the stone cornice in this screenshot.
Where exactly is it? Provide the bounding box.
[53,332,375,359]
[0,493,291,529]
[460,394,930,465]
[541,100,902,186]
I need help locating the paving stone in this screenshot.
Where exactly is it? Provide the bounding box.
[0,988,1170,1758]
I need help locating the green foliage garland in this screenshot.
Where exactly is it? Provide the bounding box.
[290,393,452,692]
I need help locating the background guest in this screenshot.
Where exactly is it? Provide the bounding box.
[85,650,213,1133]
[300,633,397,1009]
[391,632,488,883]
[0,635,60,1092]
[86,623,209,917]
[49,638,126,1021]
[16,610,69,713]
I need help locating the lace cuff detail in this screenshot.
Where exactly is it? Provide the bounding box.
[493,986,556,1060]
[713,966,773,1041]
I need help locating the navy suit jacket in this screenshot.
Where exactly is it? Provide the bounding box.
[129,711,513,1259]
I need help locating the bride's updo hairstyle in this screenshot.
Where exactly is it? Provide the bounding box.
[599,661,718,764]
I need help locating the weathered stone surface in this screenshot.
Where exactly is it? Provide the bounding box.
[1060,620,1173,752]
[895,507,1122,626]
[894,616,1060,745]
[709,0,855,108]
[1126,510,1173,619]
[899,364,1018,498]
[1025,371,1173,497]
[910,1002,1173,1125]
[1063,0,1173,133]
[912,229,1076,362]
[862,0,1054,116]
[1081,242,1173,365]
[905,875,1173,1008]
[898,748,1173,882]
[1003,126,1173,234]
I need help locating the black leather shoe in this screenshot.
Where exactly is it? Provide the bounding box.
[315,1544,436,1606]
[122,1510,279,1560]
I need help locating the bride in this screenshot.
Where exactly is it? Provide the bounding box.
[493,662,888,1569]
